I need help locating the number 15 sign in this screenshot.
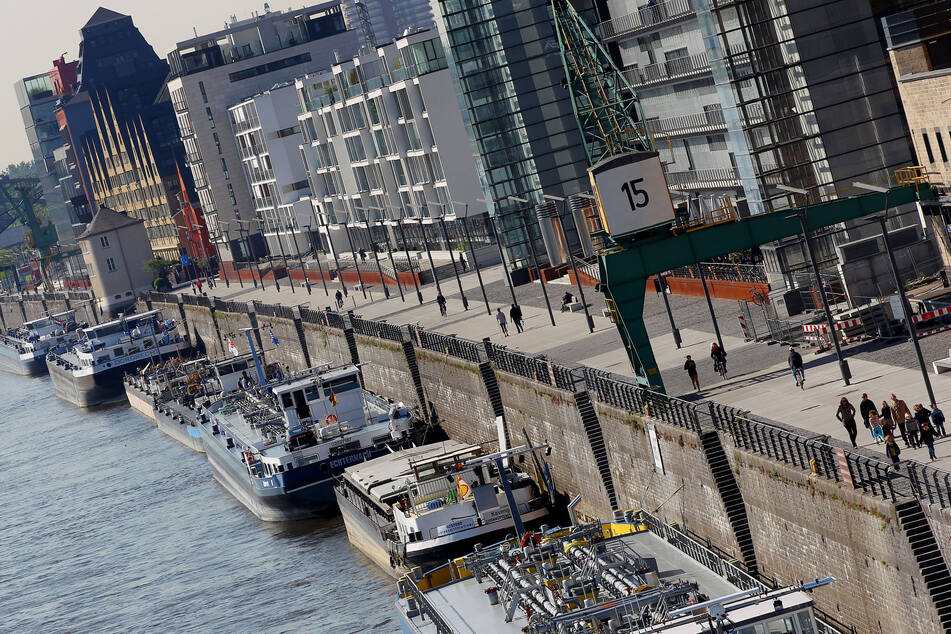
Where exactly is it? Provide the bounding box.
[588,151,676,239]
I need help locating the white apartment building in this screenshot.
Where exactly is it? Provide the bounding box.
[295,30,483,254]
[229,83,314,258]
[339,0,434,47]
[165,2,360,271]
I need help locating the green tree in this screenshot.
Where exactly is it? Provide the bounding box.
[2,161,40,179]
[144,258,175,278]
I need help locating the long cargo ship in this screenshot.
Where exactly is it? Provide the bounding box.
[0,310,79,376]
[397,513,837,634]
[198,361,419,521]
[336,441,550,574]
[48,310,186,407]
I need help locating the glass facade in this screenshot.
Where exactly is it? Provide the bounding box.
[433,0,591,269]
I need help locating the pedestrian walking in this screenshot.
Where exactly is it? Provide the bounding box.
[859,393,877,435]
[836,397,858,448]
[711,343,727,379]
[931,403,946,437]
[495,308,509,336]
[869,412,884,443]
[911,404,928,448]
[436,293,447,317]
[191,281,198,295]
[920,420,938,461]
[196,279,203,294]
[904,412,920,448]
[359,248,367,263]
[880,400,894,437]
[684,355,700,392]
[788,347,804,388]
[335,289,344,309]
[509,304,524,333]
[891,394,911,446]
[885,434,901,470]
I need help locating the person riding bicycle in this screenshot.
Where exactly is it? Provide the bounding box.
[561,291,574,312]
[436,292,447,317]
[710,343,727,378]
[788,347,804,388]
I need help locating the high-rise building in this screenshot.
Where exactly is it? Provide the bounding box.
[293,30,486,255]
[57,7,196,259]
[597,0,932,294]
[429,0,590,270]
[14,71,64,171]
[340,0,435,46]
[165,2,360,274]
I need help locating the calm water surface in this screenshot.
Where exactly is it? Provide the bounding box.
[0,371,398,633]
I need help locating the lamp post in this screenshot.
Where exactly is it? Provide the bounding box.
[544,193,594,333]
[510,196,555,327]
[220,222,244,289]
[287,222,311,295]
[389,206,423,304]
[853,181,935,404]
[236,220,264,290]
[274,220,294,294]
[452,200,490,314]
[779,184,851,386]
[253,217,280,292]
[429,200,468,310]
[696,262,724,352]
[379,217,404,302]
[319,213,348,300]
[413,206,442,296]
[366,207,393,300]
[303,222,328,296]
[341,214,367,300]
[477,198,518,307]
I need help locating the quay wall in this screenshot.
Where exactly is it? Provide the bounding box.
[141,294,951,633]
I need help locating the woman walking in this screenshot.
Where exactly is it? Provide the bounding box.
[880,400,893,438]
[836,397,858,448]
[920,420,938,461]
[885,434,901,471]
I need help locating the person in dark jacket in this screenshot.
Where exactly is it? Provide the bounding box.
[891,394,911,446]
[884,434,901,470]
[920,420,938,461]
[859,394,877,436]
[710,343,727,378]
[931,403,946,437]
[836,397,858,448]
[880,401,893,437]
[684,355,700,392]
[509,304,524,333]
[788,348,805,388]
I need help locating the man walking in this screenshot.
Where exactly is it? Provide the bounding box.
[509,304,524,333]
[859,393,877,437]
[495,308,509,336]
[788,347,804,388]
[335,289,344,309]
[931,403,946,437]
[891,394,911,446]
[684,355,700,392]
[436,293,447,317]
[920,419,938,461]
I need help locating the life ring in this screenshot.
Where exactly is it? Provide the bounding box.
[520,531,540,548]
[325,414,338,426]
[188,383,200,395]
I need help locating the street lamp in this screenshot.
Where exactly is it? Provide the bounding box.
[428,200,468,310]
[409,205,442,296]
[509,196,555,327]
[369,206,403,301]
[236,219,266,290]
[302,222,329,296]
[339,213,368,300]
[853,181,935,405]
[219,222,244,289]
[272,216,294,295]
[451,199,490,314]
[387,205,424,304]
[286,218,311,295]
[544,193,595,333]
[476,198,518,307]
[778,183,852,386]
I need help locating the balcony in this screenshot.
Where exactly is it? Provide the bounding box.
[648,109,725,137]
[599,0,695,42]
[185,151,202,164]
[233,117,260,134]
[254,194,276,210]
[665,167,741,190]
[239,144,263,160]
[623,52,711,87]
[247,165,275,184]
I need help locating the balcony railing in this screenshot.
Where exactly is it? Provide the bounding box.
[247,165,274,184]
[665,167,741,189]
[623,51,710,87]
[254,194,276,210]
[598,0,695,41]
[239,144,262,160]
[648,108,725,136]
[185,151,202,164]
[233,118,260,134]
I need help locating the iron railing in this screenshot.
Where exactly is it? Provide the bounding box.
[412,326,482,364]
[667,262,767,284]
[351,315,403,342]
[488,343,577,392]
[252,301,294,320]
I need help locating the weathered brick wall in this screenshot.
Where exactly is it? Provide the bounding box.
[1,300,25,329]
[256,316,307,371]
[22,299,46,321]
[416,351,496,446]
[300,321,350,367]
[923,504,951,578]
[355,336,417,407]
[598,404,741,559]
[731,450,943,633]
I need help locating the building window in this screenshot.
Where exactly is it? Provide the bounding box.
[221,158,230,180]
[206,107,215,129]
[227,184,237,205]
[199,81,208,104]
[213,132,221,154]
[706,134,727,151]
[923,132,935,163]
[100,235,110,248]
[936,131,948,163]
[106,257,118,272]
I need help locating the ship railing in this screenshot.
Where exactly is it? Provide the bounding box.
[399,576,454,634]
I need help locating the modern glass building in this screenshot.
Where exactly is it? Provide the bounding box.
[430,0,592,270]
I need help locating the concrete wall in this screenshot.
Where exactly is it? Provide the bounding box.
[141,295,951,632]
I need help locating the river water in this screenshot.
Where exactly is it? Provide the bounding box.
[0,371,398,633]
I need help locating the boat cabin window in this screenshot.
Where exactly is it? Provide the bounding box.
[325,376,360,394]
[293,390,309,420]
[281,393,294,409]
[305,387,321,401]
[287,431,317,451]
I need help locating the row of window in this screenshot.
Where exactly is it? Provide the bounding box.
[922,130,950,164]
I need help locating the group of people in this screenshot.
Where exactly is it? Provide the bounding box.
[495,305,525,336]
[682,343,728,392]
[190,278,214,295]
[835,393,946,464]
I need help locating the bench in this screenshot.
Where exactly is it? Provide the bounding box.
[933,348,951,374]
[567,301,584,313]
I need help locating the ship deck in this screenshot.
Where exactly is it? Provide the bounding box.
[406,530,743,633]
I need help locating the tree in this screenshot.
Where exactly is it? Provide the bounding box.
[144,258,175,278]
[2,161,41,179]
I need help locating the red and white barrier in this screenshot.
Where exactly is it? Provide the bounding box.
[738,314,752,341]
[919,324,951,338]
[912,305,951,324]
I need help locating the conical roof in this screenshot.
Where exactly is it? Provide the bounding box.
[83,7,127,29]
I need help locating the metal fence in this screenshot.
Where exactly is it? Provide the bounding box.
[412,326,482,364]
[907,463,951,509]
[488,343,577,392]
[584,367,702,433]
[668,262,768,284]
[351,315,403,343]
[252,301,294,320]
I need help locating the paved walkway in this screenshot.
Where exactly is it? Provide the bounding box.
[188,261,951,470]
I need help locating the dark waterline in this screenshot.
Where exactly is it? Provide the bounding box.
[0,372,398,633]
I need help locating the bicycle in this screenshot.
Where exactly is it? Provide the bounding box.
[714,359,728,379]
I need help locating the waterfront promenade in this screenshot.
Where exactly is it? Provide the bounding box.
[192,262,951,470]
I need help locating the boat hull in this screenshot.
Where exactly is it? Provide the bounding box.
[335,484,550,575]
[124,379,205,453]
[0,345,47,376]
[49,346,186,408]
